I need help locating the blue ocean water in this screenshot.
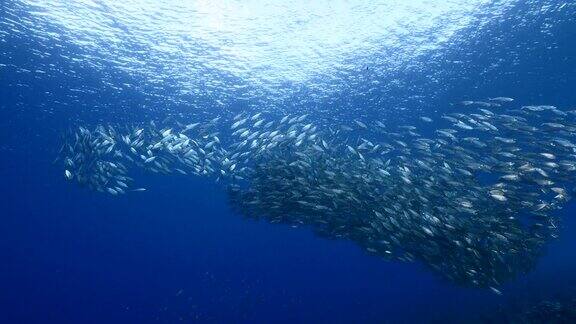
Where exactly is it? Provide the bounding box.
[1,1,576,323]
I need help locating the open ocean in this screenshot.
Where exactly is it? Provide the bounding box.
[1,1,576,323]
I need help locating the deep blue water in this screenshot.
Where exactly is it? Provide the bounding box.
[2,1,576,323]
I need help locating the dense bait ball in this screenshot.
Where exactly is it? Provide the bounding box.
[58,99,576,290]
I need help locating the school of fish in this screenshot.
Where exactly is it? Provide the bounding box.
[58,98,576,291]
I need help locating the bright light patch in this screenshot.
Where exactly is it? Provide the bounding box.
[16,0,515,106]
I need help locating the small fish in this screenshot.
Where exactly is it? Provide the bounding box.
[489,97,514,102]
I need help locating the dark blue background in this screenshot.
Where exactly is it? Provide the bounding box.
[1,2,576,323]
